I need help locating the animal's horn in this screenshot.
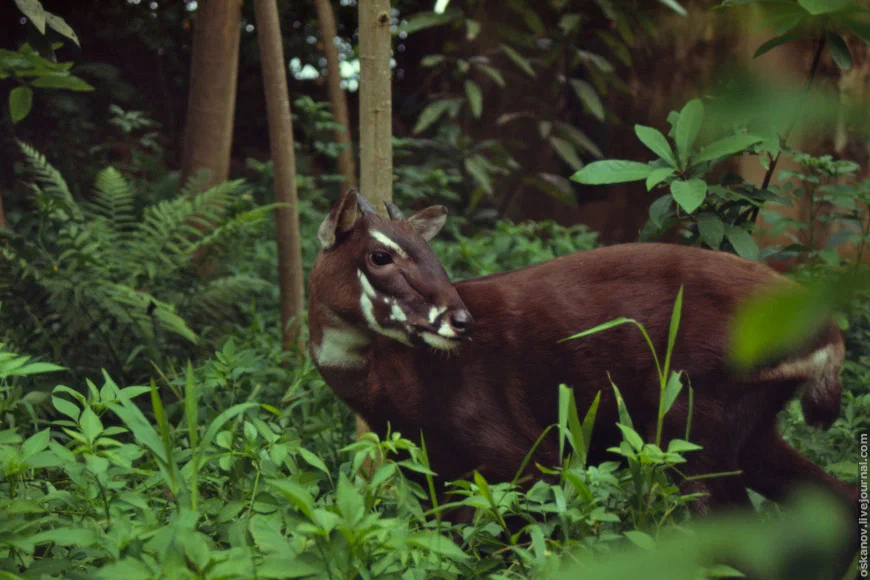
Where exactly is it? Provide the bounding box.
[355,192,377,215]
[384,201,405,220]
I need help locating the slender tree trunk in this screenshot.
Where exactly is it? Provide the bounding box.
[181,0,242,187]
[359,0,393,206]
[254,0,306,352]
[316,0,358,190]
[357,0,393,450]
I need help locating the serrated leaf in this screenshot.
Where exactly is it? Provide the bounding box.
[826,31,852,70]
[464,80,482,118]
[9,86,33,123]
[501,44,535,77]
[646,167,674,191]
[15,0,46,34]
[571,160,652,184]
[670,179,707,214]
[635,125,676,166]
[726,226,760,260]
[675,99,704,167]
[570,79,604,121]
[697,213,725,248]
[695,134,763,164]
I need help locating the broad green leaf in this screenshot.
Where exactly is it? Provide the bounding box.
[15,0,46,34]
[616,423,644,452]
[31,74,93,91]
[725,226,760,260]
[695,134,763,164]
[45,13,79,46]
[297,447,329,474]
[670,179,707,214]
[407,531,470,561]
[52,395,80,421]
[501,44,536,77]
[336,472,365,524]
[464,80,483,118]
[398,9,460,35]
[21,429,50,458]
[413,99,454,134]
[696,213,725,248]
[754,32,803,58]
[675,99,704,166]
[624,530,657,551]
[649,194,673,228]
[13,361,64,375]
[635,125,677,166]
[257,556,319,579]
[570,79,605,121]
[646,167,674,191]
[9,86,32,123]
[826,31,852,70]
[79,406,103,443]
[666,439,702,454]
[661,372,684,416]
[550,136,585,171]
[797,0,851,15]
[267,479,315,520]
[571,160,652,184]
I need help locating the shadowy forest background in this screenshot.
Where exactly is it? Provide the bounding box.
[0,0,869,578]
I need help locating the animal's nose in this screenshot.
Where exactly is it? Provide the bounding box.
[448,309,474,336]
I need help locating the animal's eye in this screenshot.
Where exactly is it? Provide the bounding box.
[369,251,393,267]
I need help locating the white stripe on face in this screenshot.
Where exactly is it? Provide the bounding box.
[371,231,408,259]
[390,301,408,322]
[360,286,412,346]
[428,305,447,324]
[437,320,456,338]
[357,269,376,298]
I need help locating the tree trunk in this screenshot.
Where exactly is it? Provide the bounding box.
[316,0,358,191]
[357,0,394,449]
[358,0,393,207]
[254,0,306,352]
[181,0,242,187]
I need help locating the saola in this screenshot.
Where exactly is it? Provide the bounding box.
[307,189,858,562]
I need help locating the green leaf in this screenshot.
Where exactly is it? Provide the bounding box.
[45,13,80,46]
[797,0,852,15]
[667,439,702,454]
[550,137,585,171]
[848,20,870,45]
[570,79,604,121]
[571,160,652,184]
[413,99,454,134]
[695,134,763,164]
[657,0,687,16]
[297,447,329,474]
[554,122,603,158]
[464,80,482,118]
[649,194,673,228]
[473,63,505,87]
[79,406,103,443]
[826,31,852,70]
[336,472,364,524]
[696,213,725,248]
[21,429,50,458]
[407,531,470,561]
[646,167,674,191]
[624,530,657,550]
[661,372,684,416]
[13,361,64,375]
[465,18,480,40]
[501,44,535,77]
[635,125,677,166]
[616,423,644,451]
[31,74,93,91]
[561,317,633,342]
[725,226,760,260]
[15,0,46,34]
[398,9,460,35]
[52,395,80,421]
[670,179,707,214]
[267,479,315,520]
[754,32,803,58]
[9,86,33,123]
[675,99,704,166]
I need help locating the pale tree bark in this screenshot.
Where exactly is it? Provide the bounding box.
[357,0,394,447]
[316,0,358,190]
[359,0,393,207]
[181,0,242,187]
[254,0,306,352]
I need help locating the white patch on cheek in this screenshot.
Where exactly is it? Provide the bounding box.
[360,290,412,346]
[437,320,456,338]
[428,305,447,324]
[357,269,376,298]
[371,231,408,259]
[422,332,460,351]
[390,302,407,322]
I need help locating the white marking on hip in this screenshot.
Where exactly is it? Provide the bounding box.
[371,231,408,259]
[357,269,377,298]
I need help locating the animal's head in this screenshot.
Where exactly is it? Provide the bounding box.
[309,189,473,350]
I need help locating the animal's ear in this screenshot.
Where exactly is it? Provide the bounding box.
[318,189,364,249]
[407,205,448,241]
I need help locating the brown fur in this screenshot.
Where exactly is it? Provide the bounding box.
[308,192,859,561]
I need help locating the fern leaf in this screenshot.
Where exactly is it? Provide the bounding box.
[17,141,83,222]
[84,167,136,236]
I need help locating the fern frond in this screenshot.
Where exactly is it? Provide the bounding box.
[187,203,280,256]
[17,141,83,222]
[185,275,273,322]
[83,167,136,236]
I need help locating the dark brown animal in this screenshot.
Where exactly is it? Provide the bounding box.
[307,190,858,536]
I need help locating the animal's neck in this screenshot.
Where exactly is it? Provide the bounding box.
[309,307,375,400]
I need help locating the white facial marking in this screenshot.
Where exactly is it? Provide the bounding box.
[390,302,407,322]
[428,305,447,324]
[314,327,370,369]
[371,231,408,259]
[754,344,841,382]
[437,320,456,338]
[360,290,412,346]
[357,269,376,298]
[421,331,460,351]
